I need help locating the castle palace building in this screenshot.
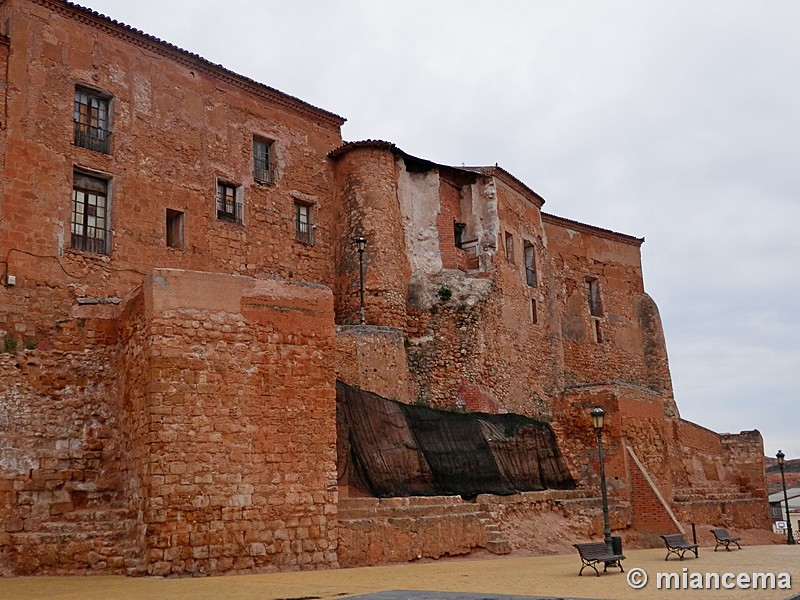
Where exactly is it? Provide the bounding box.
[0,0,769,576]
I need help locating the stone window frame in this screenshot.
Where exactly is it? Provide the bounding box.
[71,168,112,255]
[253,136,275,185]
[73,84,112,154]
[216,179,244,224]
[530,298,538,324]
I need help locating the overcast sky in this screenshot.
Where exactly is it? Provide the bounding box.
[77,1,800,457]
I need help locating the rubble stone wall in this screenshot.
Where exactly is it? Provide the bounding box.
[0,345,133,574]
[335,325,411,403]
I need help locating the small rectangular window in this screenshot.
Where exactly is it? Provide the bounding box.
[531,298,538,324]
[166,209,184,249]
[524,242,537,287]
[295,202,314,244]
[253,138,274,184]
[504,231,514,261]
[586,278,603,317]
[593,319,603,343]
[217,181,242,224]
[74,87,111,153]
[71,171,109,254]
[454,222,466,248]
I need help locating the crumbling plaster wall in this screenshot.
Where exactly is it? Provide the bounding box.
[398,165,562,417]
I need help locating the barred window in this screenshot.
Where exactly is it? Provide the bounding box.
[294,202,314,244]
[253,138,274,184]
[217,181,242,224]
[71,172,109,254]
[74,87,111,153]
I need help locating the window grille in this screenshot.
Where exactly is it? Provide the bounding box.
[74,88,111,153]
[253,139,274,184]
[71,172,109,254]
[217,182,242,223]
[295,202,314,244]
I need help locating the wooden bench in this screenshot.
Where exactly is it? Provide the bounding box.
[573,542,626,576]
[711,528,742,551]
[660,533,699,561]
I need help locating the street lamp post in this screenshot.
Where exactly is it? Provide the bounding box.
[591,406,612,549]
[776,450,796,545]
[355,236,367,325]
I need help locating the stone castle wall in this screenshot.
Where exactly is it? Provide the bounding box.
[0,341,132,574]
[0,0,771,577]
[1,270,340,576]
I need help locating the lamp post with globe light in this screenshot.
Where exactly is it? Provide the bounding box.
[591,406,612,549]
[355,236,367,325]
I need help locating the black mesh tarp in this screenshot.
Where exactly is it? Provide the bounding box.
[336,381,575,497]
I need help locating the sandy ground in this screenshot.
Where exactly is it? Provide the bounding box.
[2,544,800,600]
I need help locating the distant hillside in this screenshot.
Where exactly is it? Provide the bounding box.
[765,456,800,495]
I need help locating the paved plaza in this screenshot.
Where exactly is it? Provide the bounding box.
[2,545,800,600]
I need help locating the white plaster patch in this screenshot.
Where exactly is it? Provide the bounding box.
[397,163,443,275]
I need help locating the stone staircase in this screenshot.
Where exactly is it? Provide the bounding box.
[337,495,512,565]
[6,507,138,574]
[672,484,754,503]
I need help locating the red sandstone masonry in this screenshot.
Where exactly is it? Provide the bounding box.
[135,270,338,576]
[0,0,343,344]
[0,346,135,575]
[0,0,772,575]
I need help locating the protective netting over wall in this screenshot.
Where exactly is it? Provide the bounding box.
[336,381,575,498]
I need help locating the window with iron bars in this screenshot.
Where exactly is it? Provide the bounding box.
[217,181,243,224]
[295,202,314,244]
[253,138,275,184]
[74,87,111,153]
[71,171,109,254]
